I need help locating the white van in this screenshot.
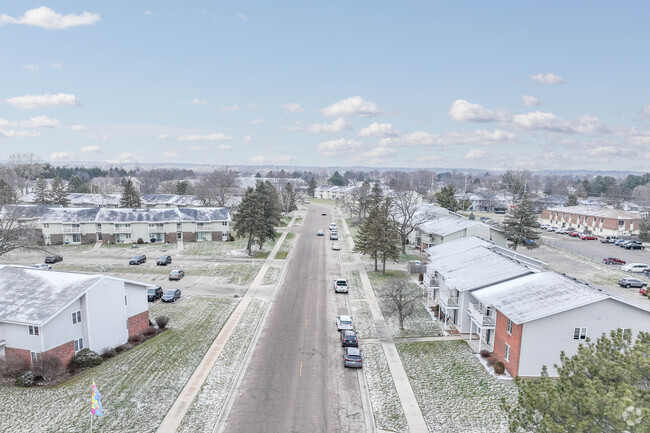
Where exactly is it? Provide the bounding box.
[621,263,650,273]
[600,235,621,243]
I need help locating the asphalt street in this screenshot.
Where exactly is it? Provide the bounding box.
[222,204,368,433]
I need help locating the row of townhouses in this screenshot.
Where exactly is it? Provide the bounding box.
[541,205,642,236]
[0,266,152,368]
[422,236,649,377]
[5,205,231,245]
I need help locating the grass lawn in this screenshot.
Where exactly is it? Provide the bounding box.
[178,299,266,433]
[274,232,296,260]
[182,238,275,258]
[293,216,303,226]
[351,300,378,339]
[345,218,360,240]
[308,198,336,205]
[362,342,409,433]
[397,251,427,263]
[346,270,365,300]
[261,266,282,285]
[397,341,517,433]
[0,296,238,433]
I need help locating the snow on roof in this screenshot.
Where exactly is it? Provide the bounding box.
[68,193,121,206]
[544,205,641,220]
[425,236,492,257]
[427,246,535,291]
[470,272,617,324]
[419,214,478,236]
[0,266,103,324]
[140,194,203,206]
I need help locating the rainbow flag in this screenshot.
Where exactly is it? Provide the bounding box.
[91,381,103,417]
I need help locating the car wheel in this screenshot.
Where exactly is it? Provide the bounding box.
[626,284,631,288]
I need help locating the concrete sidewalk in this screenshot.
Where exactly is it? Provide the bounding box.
[156,218,296,433]
[340,216,430,433]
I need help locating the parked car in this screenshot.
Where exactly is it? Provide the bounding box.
[621,263,650,273]
[569,231,580,237]
[33,263,51,270]
[329,222,337,230]
[343,347,363,368]
[334,278,349,293]
[147,286,164,301]
[619,240,636,248]
[556,228,570,235]
[618,277,647,289]
[580,234,597,240]
[602,257,626,265]
[129,254,146,265]
[169,269,185,280]
[330,233,339,240]
[640,286,649,296]
[321,211,327,216]
[614,239,627,246]
[336,315,354,331]
[44,254,63,264]
[340,330,359,347]
[317,230,324,236]
[600,235,621,243]
[303,199,311,204]
[332,243,340,251]
[625,241,645,250]
[157,255,172,266]
[161,288,181,302]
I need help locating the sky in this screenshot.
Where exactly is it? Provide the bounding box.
[1,1,650,171]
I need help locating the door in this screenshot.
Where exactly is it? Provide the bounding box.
[177,232,182,240]
[96,233,102,242]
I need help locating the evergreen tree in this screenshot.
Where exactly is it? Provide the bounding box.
[256,181,282,249]
[503,195,540,250]
[376,198,401,273]
[234,181,282,254]
[308,177,317,197]
[175,180,190,195]
[120,179,142,208]
[505,329,649,433]
[329,171,347,186]
[34,176,50,204]
[49,176,69,206]
[566,194,578,206]
[67,175,85,193]
[435,185,458,211]
[0,180,17,205]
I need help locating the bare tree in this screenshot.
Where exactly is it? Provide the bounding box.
[342,180,371,223]
[391,190,431,253]
[195,167,239,206]
[8,153,44,195]
[138,170,161,194]
[279,182,300,215]
[380,278,423,330]
[0,206,44,256]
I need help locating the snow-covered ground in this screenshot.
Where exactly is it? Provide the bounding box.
[346,270,365,299]
[178,299,266,433]
[361,342,409,433]
[0,296,238,433]
[397,340,517,433]
[351,300,378,339]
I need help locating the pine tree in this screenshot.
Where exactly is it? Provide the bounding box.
[503,195,540,250]
[435,185,458,211]
[566,194,578,206]
[308,177,317,197]
[234,186,265,254]
[49,176,69,206]
[67,175,85,193]
[376,198,401,273]
[120,179,142,208]
[34,176,49,204]
[257,181,282,249]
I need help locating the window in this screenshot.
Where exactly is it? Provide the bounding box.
[43,223,50,228]
[504,343,510,362]
[72,311,81,324]
[506,319,513,335]
[124,295,128,305]
[619,220,624,226]
[222,221,228,226]
[574,327,587,340]
[28,326,39,336]
[74,338,84,353]
[30,352,40,363]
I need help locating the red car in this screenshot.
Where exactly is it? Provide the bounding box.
[569,231,580,237]
[580,234,597,240]
[603,257,626,265]
[640,286,649,296]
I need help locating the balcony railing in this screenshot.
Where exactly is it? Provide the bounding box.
[468,303,496,329]
[439,295,459,309]
[114,227,131,233]
[148,227,165,233]
[62,227,81,233]
[196,225,212,231]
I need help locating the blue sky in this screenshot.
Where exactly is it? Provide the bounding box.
[1,1,649,170]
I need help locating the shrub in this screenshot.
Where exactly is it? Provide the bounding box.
[155,315,170,329]
[494,361,506,375]
[101,347,117,359]
[128,334,145,343]
[31,354,64,382]
[142,327,157,337]
[137,237,144,244]
[480,349,491,358]
[114,344,127,353]
[0,355,30,378]
[15,370,35,387]
[70,349,103,369]
[228,234,235,242]
[149,318,154,327]
[486,355,497,367]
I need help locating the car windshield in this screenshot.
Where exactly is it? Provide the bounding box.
[159,256,167,260]
[337,281,347,285]
[164,290,176,295]
[147,288,156,293]
[341,320,352,325]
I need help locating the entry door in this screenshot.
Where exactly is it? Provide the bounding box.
[96,233,103,241]
[177,232,182,240]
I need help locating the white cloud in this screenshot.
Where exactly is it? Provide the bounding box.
[50,61,63,69]
[379,131,439,147]
[20,116,60,128]
[242,135,253,142]
[0,119,16,127]
[163,151,178,159]
[363,147,396,158]
[639,104,650,119]
[187,145,212,151]
[530,72,565,84]
[220,104,240,112]
[219,144,233,150]
[358,122,398,137]
[586,146,634,157]
[70,124,87,132]
[0,129,40,138]
[247,104,260,110]
[191,98,208,105]
[282,102,303,113]
[521,94,542,106]
[0,6,100,30]
[464,149,489,160]
[247,118,265,125]
[572,115,609,134]
[144,11,154,16]
[80,145,101,154]
[108,152,141,163]
[156,133,170,139]
[316,139,362,156]
[437,129,517,146]
[307,118,352,133]
[512,111,608,134]
[178,133,233,141]
[448,99,510,123]
[22,64,39,71]
[50,151,74,160]
[5,93,80,109]
[249,155,292,164]
[237,13,248,21]
[320,96,382,118]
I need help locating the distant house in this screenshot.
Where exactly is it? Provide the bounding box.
[0,266,151,368]
[528,194,568,212]
[541,205,642,236]
[455,192,503,212]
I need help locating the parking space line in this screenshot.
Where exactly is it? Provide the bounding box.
[299,361,303,377]
[195,276,204,284]
[305,319,308,329]
[210,276,219,284]
[148,275,157,282]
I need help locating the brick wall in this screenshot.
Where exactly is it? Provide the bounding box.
[4,347,31,366]
[50,234,64,245]
[165,233,178,243]
[44,341,75,367]
[127,310,150,337]
[493,311,523,377]
[211,231,224,241]
[182,232,196,242]
[81,233,96,244]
